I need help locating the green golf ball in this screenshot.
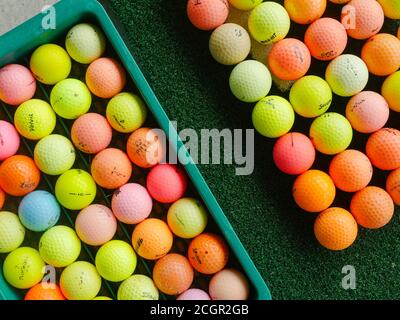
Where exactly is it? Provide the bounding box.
[34,134,76,176]
[252,96,295,138]
[50,79,92,119]
[93,296,113,300]
[118,274,159,300]
[0,211,25,253]
[229,0,263,10]
[310,112,353,155]
[55,169,97,210]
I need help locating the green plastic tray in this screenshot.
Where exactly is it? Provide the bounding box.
[0,0,271,300]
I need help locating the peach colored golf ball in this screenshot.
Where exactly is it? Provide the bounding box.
[386,168,400,205]
[284,0,326,25]
[187,0,229,31]
[209,269,250,300]
[366,128,400,171]
[86,57,126,98]
[0,64,36,106]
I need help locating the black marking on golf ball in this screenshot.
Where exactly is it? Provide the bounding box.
[234,28,243,38]
[321,51,336,59]
[290,133,295,147]
[0,132,4,146]
[113,115,125,129]
[20,180,36,189]
[114,189,122,197]
[68,192,92,196]
[28,113,35,132]
[174,213,185,227]
[262,33,276,44]
[192,248,202,265]
[135,238,144,251]
[319,99,332,110]
[111,167,126,178]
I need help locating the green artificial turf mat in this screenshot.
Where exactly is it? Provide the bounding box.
[107,0,400,299]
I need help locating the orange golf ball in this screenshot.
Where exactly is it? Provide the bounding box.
[25,284,66,300]
[366,128,400,171]
[187,0,229,31]
[314,207,358,251]
[284,0,326,25]
[188,233,229,275]
[153,253,194,295]
[0,187,5,209]
[0,155,40,197]
[350,186,394,229]
[386,168,400,205]
[292,170,336,213]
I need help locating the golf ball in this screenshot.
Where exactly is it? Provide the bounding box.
[30,44,71,85]
[310,112,353,155]
[292,170,336,212]
[14,99,56,140]
[0,120,20,160]
[188,233,229,275]
[329,150,373,193]
[228,0,262,10]
[118,274,159,300]
[187,0,229,31]
[386,168,400,205]
[39,225,81,267]
[167,197,208,239]
[111,183,152,224]
[65,23,106,64]
[284,0,326,25]
[18,190,61,232]
[304,18,347,61]
[0,211,25,253]
[377,0,400,20]
[0,64,36,106]
[106,92,147,133]
[229,60,272,103]
[248,2,290,45]
[86,57,126,98]
[252,96,295,138]
[95,240,137,282]
[314,207,358,251]
[34,134,76,176]
[366,128,400,171]
[350,186,394,229]
[3,247,45,289]
[153,253,194,295]
[55,169,97,210]
[0,187,4,210]
[209,269,250,300]
[325,54,369,97]
[0,155,40,197]
[75,204,117,246]
[60,261,102,300]
[177,288,211,300]
[345,91,389,133]
[25,284,66,300]
[273,132,315,175]
[289,75,332,118]
[382,71,400,112]
[93,296,112,300]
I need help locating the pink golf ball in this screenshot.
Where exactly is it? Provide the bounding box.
[111,183,152,224]
[0,120,20,161]
[177,288,211,300]
[209,269,250,300]
[146,164,188,203]
[75,204,117,246]
[0,64,36,106]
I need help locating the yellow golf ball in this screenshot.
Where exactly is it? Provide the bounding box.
[377,0,400,19]
[93,296,113,300]
[0,211,25,253]
[118,274,159,300]
[228,0,263,10]
[382,71,400,112]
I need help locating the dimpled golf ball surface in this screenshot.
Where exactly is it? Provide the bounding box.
[248,2,290,44]
[153,253,194,295]
[341,0,384,40]
[188,233,229,275]
[228,0,262,10]
[65,23,106,64]
[34,134,76,176]
[75,204,117,246]
[131,218,173,260]
[93,296,112,300]
[366,128,400,171]
[229,60,272,103]
[147,164,188,203]
[177,288,211,300]
[0,211,25,253]
[25,284,66,300]
[209,269,250,300]
[167,197,208,239]
[284,0,326,25]
[314,208,358,251]
[0,155,40,197]
[187,0,229,31]
[111,183,152,224]
[0,120,20,160]
[39,225,81,267]
[209,23,251,65]
[55,169,97,210]
[118,275,159,300]
[3,247,44,289]
[382,71,400,112]
[95,240,137,282]
[386,168,400,205]
[325,54,369,97]
[304,18,347,61]
[310,113,353,155]
[30,44,71,85]
[289,76,332,118]
[346,91,389,133]
[60,261,101,300]
[361,33,400,77]
[71,113,112,154]
[329,150,373,193]
[378,0,400,19]
[106,92,147,133]
[252,96,295,138]
[0,64,36,106]
[292,170,336,212]
[14,99,56,140]
[18,191,60,232]
[351,186,394,229]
